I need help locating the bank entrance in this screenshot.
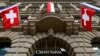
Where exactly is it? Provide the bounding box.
[33,16,73,56]
[34,35,69,56]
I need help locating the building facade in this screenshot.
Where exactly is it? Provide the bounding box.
[0,0,100,56]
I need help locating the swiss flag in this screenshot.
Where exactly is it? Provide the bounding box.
[0,4,20,30]
[47,2,55,13]
[81,6,95,31]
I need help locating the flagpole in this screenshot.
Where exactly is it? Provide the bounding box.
[81,2,100,12]
[0,3,21,13]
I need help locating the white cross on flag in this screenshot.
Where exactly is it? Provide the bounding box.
[0,4,20,30]
[81,6,95,31]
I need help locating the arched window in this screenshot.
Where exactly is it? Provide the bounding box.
[91,38,100,56]
[0,37,11,56]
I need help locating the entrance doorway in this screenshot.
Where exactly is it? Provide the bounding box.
[34,35,69,56]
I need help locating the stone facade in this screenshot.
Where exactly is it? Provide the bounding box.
[0,0,100,56]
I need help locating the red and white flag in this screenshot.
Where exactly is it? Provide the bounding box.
[81,6,95,31]
[47,2,55,13]
[0,4,20,30]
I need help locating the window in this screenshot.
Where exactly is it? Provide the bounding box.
[91,38,100,56]
[73,15,81,19]
[0,37,11,56]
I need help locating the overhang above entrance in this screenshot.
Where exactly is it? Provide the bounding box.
[36,17,66,32]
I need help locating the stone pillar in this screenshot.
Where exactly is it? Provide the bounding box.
[29,22,36,35]
[28,17,37,35]
[73,26,79,34]
[22,23,29,35]
[66,22,73,35]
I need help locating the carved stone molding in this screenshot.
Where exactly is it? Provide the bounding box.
[28,17,37,35]
[73,26,79,34]
[29,25,36,35]
[48,28,54,35]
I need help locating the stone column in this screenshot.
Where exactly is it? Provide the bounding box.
[66,22,73,35]
[28,17,37,35]
[22,23,29,35]
[29,22,36,35]
[73,26,79,34]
